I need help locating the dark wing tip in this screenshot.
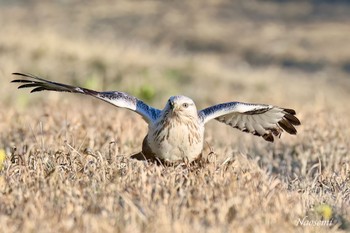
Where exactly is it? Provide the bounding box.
[278,118,297,135]
[11,73,45,92]
[263,133,274,142]
[11,79,32,83]
[284,113,301,126]
[11,72,81,94]
[30,87,46,93]
[12,72,34,78]
[11,73,34,83]
[18,83,39,89]
[283,108,296,115]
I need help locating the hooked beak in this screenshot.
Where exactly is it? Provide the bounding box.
[169,100,178,111]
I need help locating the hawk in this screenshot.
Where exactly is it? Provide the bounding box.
[12,73,300,163]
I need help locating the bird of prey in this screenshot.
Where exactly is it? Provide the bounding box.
[12,73,300,163]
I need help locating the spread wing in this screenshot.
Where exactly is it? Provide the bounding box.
[11,73,161,124]
[198,102,300,142]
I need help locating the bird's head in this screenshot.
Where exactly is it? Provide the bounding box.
[166,95,197,117]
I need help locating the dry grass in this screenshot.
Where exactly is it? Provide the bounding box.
[1,1,350,232]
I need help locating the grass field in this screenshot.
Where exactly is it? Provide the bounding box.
[0,1,350,232]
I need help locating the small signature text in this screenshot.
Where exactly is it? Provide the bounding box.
[296,216,335,227]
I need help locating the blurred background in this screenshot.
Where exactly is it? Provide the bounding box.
[1,0,350,106]
[1,0,350,150]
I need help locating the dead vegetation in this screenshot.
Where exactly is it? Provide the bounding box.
[0,1,350,232]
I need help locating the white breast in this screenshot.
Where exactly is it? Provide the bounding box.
[148,116,204,162]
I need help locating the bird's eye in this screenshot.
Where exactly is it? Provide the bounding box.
[182,103,189,108]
